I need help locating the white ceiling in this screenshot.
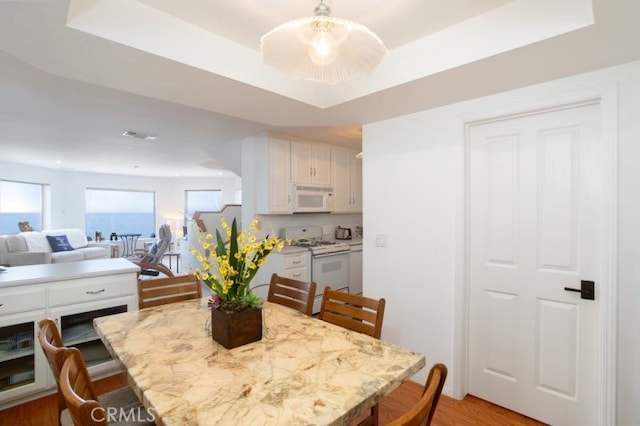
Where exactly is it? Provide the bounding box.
[0,0,638,177]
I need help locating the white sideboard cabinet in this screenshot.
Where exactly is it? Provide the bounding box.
[0,258,139,409]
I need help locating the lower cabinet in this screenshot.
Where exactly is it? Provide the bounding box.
[251,251,311,301]
[0,269,138,409]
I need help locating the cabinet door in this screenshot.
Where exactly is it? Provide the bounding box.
[350,154,363,212]
[312,144,332,186]
[331,148,352,212]
[291,141,313,184]
[268,138,292,213]
[291,141,332,185]
[49,296,136,377]
[0,310,49,404]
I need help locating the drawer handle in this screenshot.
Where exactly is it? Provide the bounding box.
[291,260,302,264]
[292,273,302,278]
[86,289,105,295]
[0,303,3,307]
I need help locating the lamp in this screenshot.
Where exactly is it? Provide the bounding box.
[260,1,388,85]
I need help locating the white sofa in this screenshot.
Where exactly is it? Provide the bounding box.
[0,228,110,266]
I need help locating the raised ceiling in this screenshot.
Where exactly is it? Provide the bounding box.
[0,0,638,177]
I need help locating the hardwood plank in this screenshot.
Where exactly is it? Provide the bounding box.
[1,376,547,426]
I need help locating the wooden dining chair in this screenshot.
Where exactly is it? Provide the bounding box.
[38,319,69,425]
[267,273,317,316]
[38,319,153,426]
[138,273,202,309]
[59,348,155,426]
[318,287,386,425]
[318,286,386,339]
[387,363,448,426]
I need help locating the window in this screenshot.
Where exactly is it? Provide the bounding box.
[0,180,47,234]
[185,190,223,219]
[85,189,155,239]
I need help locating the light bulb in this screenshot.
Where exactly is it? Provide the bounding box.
[308,31,339,66]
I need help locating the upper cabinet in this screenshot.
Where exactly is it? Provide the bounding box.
[290,141,331,186]
[331,148,362,213]
[255,137,292,214]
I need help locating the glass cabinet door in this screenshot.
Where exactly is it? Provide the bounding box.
[0,311,48,400]
[49,295,135,377]
[59,304,128,367]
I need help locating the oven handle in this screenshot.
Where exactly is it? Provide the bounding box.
[312,251,350,259]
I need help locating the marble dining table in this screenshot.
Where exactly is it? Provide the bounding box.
[94,299,425,426]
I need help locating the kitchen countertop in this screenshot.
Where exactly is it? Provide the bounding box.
[0,258,140,288]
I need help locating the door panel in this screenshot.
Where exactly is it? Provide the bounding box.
[469,103,600,426]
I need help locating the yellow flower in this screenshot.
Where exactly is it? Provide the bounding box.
[191,216,287,306]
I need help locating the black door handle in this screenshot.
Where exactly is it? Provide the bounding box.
[564,280,595,300]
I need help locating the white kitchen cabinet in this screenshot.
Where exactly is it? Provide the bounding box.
[251,250,311,301]
[349,243,363,294]
[255,137,292,214]
[290,141,331,186]
[331,147,363,213]
[0,259,139,409]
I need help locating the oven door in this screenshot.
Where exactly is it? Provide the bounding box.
[311,252,350,314]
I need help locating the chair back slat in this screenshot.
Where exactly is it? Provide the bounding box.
[267,273,317,316]
[318,287,385,339]
[138,274,202,309]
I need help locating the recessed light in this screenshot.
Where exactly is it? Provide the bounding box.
[122,130,159,140]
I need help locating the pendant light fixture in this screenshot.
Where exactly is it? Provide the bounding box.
[260,1,388,85]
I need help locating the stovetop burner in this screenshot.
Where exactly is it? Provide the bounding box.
[283,226,351,255]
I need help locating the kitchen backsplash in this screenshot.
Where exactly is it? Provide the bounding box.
[256,213,362,240]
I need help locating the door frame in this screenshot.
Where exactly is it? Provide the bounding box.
[453,84,618,425]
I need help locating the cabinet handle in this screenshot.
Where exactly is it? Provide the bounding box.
[291,260,302,264]
[86,289,105,295]
[310,167,313,177]
[0,303,3,307]
[292,273,302,278]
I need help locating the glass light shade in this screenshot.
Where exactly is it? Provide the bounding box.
[261,12,387,85]
[308,31,339,66]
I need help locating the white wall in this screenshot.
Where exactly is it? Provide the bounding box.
[363,60,640,425]
[0,160,239,233]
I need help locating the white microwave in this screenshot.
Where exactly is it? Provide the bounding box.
[291,184,333,213]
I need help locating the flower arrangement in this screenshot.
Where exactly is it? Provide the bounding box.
[190,217,286,312]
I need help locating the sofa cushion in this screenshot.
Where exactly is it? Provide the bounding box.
[6,235,28,253]
[78,247,109,260]
[21,232,51,252]
[46,235,74,252]
[51,251,84,263]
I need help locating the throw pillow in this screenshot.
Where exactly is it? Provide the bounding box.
[46,235,74,252]
[149,243,158,254]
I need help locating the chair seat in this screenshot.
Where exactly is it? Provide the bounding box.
[60,386,155,425]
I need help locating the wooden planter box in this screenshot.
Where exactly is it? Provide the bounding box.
[211,306,262,349]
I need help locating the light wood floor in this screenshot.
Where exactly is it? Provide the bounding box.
[0,374,546,426]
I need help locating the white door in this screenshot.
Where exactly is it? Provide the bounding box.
[468,103,601,426]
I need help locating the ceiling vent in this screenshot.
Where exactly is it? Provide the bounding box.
[122,130,158,140]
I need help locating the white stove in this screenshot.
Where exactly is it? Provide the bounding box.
[282,226,350,256]
[282,226,351,314]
